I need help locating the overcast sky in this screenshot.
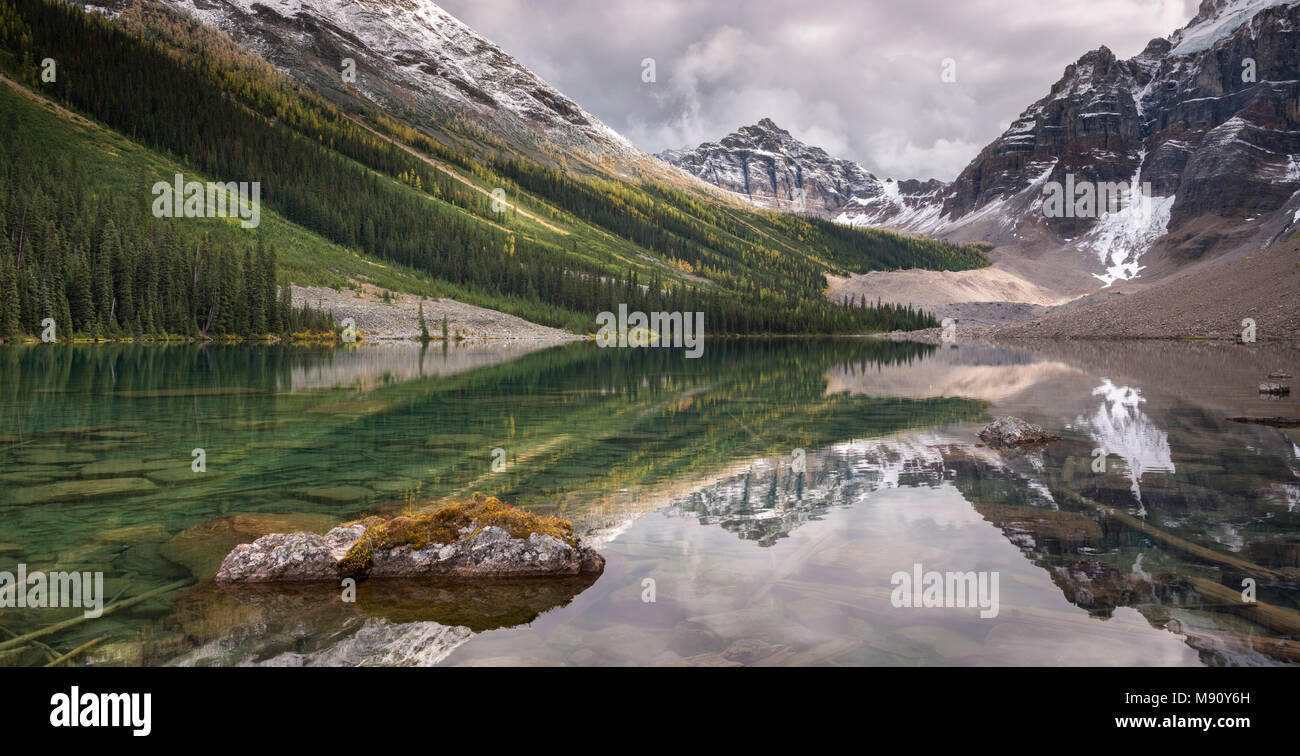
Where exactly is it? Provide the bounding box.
[437,0,1200,181]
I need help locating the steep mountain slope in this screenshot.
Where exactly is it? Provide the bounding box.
[895,0,1300,291]
[3,0,976,339]
[656,118,942,224]
[674,1,1300,298]
[149,0,670,178]
[0,69,586,341]
[990,233,1300,339]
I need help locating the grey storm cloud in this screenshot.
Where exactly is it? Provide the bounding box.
[437,0,1200,181]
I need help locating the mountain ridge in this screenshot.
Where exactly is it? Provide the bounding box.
[667,0,1300,297]
[156,0,691,182]
[654,117,945,226]
[1,0,986,341]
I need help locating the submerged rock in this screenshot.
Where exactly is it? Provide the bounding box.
[94,523,172,546]
[1229,416,1300,427]
[978,416,1062,447]
[11,477,158,505]
[215,495,605,583]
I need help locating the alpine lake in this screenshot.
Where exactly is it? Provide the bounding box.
[0,337,1297,667]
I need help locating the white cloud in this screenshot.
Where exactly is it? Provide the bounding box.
[439,0,1199,180]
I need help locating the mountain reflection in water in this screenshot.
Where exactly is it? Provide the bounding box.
[0,339,1296,666]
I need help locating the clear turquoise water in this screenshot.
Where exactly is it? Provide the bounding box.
[0,339,1297,666]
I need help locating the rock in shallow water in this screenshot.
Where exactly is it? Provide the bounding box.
[215,523,604,583]
[214,525,364,582]
[978,416,1062,447]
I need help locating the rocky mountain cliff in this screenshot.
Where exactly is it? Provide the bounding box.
[655,118,941,223]
[897,0,1300,287]
[672,0,1300,291]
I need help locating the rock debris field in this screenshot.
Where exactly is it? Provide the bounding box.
[293,285,582,342]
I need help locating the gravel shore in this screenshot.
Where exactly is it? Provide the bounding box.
[293,284,582,342]
[990,238,1300,340]
[875,235,1299,343]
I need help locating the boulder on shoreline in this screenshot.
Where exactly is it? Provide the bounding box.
[978,416,1062,447]
[215,495,605,583]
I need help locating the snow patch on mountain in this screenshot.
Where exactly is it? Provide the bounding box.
[1084,192,1175,286]
[835,178,947,232]
[1169,0,1293,55]
[1076,154,1176,287]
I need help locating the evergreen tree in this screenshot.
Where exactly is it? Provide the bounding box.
[0,243,19,339]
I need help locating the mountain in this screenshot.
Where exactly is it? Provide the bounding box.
[2,0,981,343]
[655,118,881,214]
[888,0,1300,291]
[155,0,665,176]
[910,0,1298,284]
[656,118,944,225]
[676,0,1300,296]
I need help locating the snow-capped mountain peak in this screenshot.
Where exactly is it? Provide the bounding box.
[157,0,648,165]
[655,118,941,222]
[1169,0,1294,54]
[847,0,1300,292]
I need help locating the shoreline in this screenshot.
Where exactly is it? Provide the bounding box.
[869,327,1300,345]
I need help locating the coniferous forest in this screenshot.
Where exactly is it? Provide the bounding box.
[0,107,332,339]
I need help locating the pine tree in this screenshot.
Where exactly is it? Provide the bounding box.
[67,248,94,333]
[258,240,277,333]
[95,221,117,329]
[0,244,19,339]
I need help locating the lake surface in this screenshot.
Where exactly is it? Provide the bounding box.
[0,339,1297,666]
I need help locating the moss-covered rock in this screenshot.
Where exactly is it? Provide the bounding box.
[341,493,584,578]
[216,494,604,583]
